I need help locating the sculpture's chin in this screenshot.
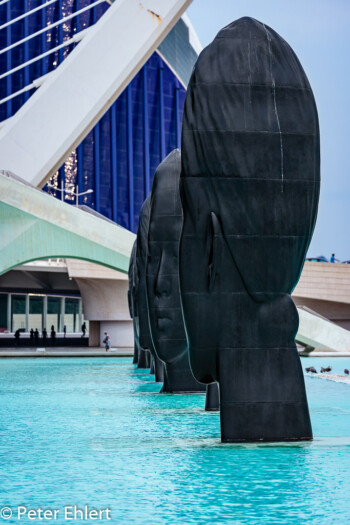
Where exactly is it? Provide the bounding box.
[186,344,217,385]
[154,338,188,365]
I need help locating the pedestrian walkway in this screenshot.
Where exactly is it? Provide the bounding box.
[0,347,133,358]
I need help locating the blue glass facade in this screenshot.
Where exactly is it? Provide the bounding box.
[0,1,193,233]
[57,53,186,232]
[0,1,108,119]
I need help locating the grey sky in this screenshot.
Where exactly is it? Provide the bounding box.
[186,0,350,261]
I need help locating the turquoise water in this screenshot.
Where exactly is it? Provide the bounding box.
[0,357,350,524]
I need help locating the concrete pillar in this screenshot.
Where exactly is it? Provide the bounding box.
[89,321,100,347]
[78,298,83,333]
[43,295,48,332]
[75,275,133,348]
[65,261,134,347]
[25,294,29,332]
[60,297,65,333]
[7,293,11,332]
[100,321,133,348]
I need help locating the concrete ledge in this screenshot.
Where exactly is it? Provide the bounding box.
[300,353,350,358]
[0,347,133,358]
[306,374,350,385]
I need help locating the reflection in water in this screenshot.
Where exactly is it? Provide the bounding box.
[0,357,349,524]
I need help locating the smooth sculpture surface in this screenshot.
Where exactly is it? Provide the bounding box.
[146,149,205,393]
[136,195,164,380]
[179,17,319,441]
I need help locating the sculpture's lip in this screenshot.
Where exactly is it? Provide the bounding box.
[153,308,173,321]
[156,315,172,331]
[156,312,171,320]
[152,312,186,346]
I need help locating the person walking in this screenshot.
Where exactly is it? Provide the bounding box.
[103,332,111,352]
[81,322,86,338]
[63,325,67,338]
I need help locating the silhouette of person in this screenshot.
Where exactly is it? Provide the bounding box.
[51,327,56,346]
[14,329,20,347]
[42,328,47,342]
[81,322,86,337]
[34,328,39,345]
[30,328,34,345]
[330,253,335,263]
[63,325,67,338]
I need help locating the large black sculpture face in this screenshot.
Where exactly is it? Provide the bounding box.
[179,17,319,441]
[146,149,205,393]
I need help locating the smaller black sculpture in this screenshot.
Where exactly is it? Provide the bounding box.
[136,195,164,382]
[146,149,205,393]
[128,240,138,365]
[127,238,149,369]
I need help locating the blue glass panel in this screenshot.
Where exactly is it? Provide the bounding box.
[116,90,129,229]
[110,102,118,223]
[158,18,198,86]
[0,0,109,121]
[163,64,178,155]
[147,54,161,190]
[99,111,112,219]
[81,130,95,208]
[131,70,145,232]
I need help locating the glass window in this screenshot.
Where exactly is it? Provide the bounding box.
[0,294,8,332]
[65,298,79,333]
[11,295,26,332]
[28,296,44,331]
[47,297,61,332]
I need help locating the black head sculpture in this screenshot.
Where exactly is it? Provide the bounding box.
[179,17,319,441]
[146,149,205,393]
[128,240,138,364]
[135,195,152,369]
[136,195,163,379]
